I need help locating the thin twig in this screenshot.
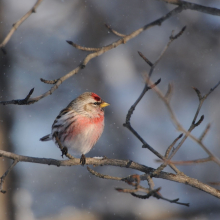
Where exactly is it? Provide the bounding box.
[162,0,220,16]
[152,133,184,176]
[87,166,122,181]
[66,41,101,52]
[0,160,18,193]
[146,174,155,190]
[149,79,220,166]
[124,28,185,174]
[131,187,190,207]
[156,157,212,165]
[40,78,59,84]
[165,83,174,102]
[165,133,183,158]
[138,51,153,67]
[0,0,43,54]
[0,88,35,105]
[105,23,126,37]
[199,123,211,141]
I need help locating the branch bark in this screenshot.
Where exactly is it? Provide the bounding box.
[0,149,219,198]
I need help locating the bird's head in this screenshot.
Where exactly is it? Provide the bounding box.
[72,92,110,117]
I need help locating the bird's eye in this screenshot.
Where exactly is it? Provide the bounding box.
[93,102,99,105]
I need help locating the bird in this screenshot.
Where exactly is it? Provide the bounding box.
[40,92,110,164]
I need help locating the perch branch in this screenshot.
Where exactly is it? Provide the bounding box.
[0,150,220,198]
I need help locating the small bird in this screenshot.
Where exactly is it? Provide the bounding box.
[40,92,109,164]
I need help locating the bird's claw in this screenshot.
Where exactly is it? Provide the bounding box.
[61,147,68,158]
[80,154,86,166]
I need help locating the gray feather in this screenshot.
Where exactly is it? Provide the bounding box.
[40,134,52,141]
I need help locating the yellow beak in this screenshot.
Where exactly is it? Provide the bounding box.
[99,102,110,108]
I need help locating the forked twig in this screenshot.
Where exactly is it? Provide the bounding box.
[124,27,185,174]
[0,88,35,105]
[148,78,220,166]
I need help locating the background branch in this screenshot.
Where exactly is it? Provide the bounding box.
[0,6,184,105]
[0,0,43,54]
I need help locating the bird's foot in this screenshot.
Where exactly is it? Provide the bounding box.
[61,146,68,158]
[102,155,108,160]
[80,154,86,166]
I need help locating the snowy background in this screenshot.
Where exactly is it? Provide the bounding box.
[0,0,220,219]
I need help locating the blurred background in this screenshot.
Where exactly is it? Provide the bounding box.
[0,0,220,219]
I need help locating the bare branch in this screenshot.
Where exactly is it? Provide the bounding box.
[40,78,59,84]
[149,79,220,166]
[131,187,190,207]
[0,149,219,198]
[0,160,18,193]
[165,133,183,158]
[199,123,211,141]
[152,134,184,176]
[0,88,35,105]
[146,174,155,190]
[170,26,186,40]
[161,0,220,16]
[87,166,122,181]
[0,0,43,54]
[156,157,212,165]
[165,83,174,102]
[124,28,185,175]
[66,41,101,52]
[0,6,184,105]
[105,23,126,37]
[138,51,153,67]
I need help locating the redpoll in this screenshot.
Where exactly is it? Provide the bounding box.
[40,92,109,164]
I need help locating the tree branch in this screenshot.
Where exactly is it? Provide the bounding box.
[0,149,219,198]
[148,79,220,166]
[161,0,220,16]
[0,6,184,105]
[0,0,43,54]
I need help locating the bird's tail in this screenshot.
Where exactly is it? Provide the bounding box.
[40,134,52,141]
